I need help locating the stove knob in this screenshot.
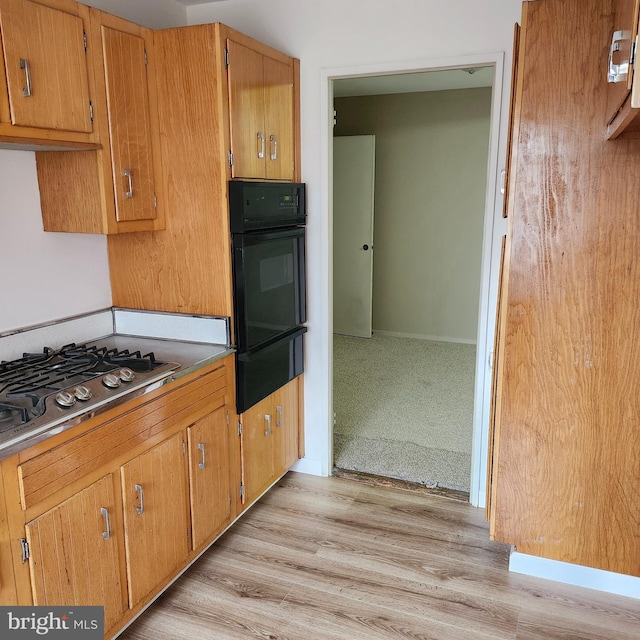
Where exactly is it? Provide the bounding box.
[74,385,92,402]
[103,373,121,389]
[119,367,135,383]
[55,391,76,408]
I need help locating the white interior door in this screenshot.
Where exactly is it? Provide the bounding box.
[333,135,376,338]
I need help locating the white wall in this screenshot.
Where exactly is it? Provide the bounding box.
[0,0,186,336]
[335,88,492,343]
[188,0,522,479]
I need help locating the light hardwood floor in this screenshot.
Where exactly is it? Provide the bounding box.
[118,472,640,640]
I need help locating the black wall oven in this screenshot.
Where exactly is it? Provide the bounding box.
[230,181,307,413]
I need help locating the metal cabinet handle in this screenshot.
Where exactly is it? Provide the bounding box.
[608,29,631,83]
[123,169,133,198]
[134,483,144,515]
[20,59,32,97]
[257,132,265,159]
[198,442,206,470]
[276,405,282,428]
[101,507,111,540]
[270,134,278,161]
[264,414,272,436]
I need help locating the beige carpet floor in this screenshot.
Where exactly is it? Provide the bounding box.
[333,334,476,492]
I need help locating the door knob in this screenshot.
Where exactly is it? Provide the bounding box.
[362,244,369,251]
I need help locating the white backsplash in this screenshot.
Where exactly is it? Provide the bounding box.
[0,308,230,362]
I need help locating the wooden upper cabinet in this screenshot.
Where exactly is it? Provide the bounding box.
[24,475,126,635]
[605,0,640,137]
[36,7,164,234]
[0,0,98,147]
[227,37,295,181]
[100,24,157,225]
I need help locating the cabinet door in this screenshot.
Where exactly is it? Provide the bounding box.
[25,475,125,634]
[0,0,92,132]
[227,39,266,179]
[273,378,299,476]
[187,407,232,550]
[263,55,294,181]
[240,394,275,505]
[101,24,157,224]
[121,432,190,608]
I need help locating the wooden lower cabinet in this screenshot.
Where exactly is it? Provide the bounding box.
[121,431,190,608]
[0,357,304,636]
[24,474,126,635]
[240,378,299,507]
[187,406,234,550]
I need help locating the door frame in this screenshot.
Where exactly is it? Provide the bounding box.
[320,52,506,507]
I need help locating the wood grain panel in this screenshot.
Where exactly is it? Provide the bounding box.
[101,25,156,222]
[108,24,233,316]
[187,406,232,550]
[273,377,299,474]
[491,0,640,577]
[25,475,125,632]
[121,431,190,608]
[37,150,105,234]
[0,0,91,132]
[227,38,265,179]
[264,54,294,180]
[18,367,227,510]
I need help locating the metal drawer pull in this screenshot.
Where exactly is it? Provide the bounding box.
[276,405,282,428]
[608,29,631,83]
[270,134,278,160]
[101,507,111,540]
[124,169,133,198]
[265,414,272,436]
[257,132,265,159]
[20,58,32,97]
[198,442,206,469]
[134,483,144,515]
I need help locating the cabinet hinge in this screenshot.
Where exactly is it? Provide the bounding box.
[19,538,29,563]
[224,47,230,68]
[228,150,233,168]
[237,420,242,436]
[89,101,94,123]
[239,483,244,499]
[144,49,148,67]
[83,30,87,53]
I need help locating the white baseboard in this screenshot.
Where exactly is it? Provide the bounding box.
[371,330,477,345]
[290,457,327,476]
[510,551,640,600]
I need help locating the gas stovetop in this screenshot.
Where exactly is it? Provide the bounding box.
[0,342,179,452]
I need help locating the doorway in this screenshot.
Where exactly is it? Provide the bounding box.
[325,56,505,505]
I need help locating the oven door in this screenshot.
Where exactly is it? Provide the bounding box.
[236,327,306,413]
[232,227,306,353]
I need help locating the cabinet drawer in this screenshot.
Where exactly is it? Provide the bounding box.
[18,366,227,510]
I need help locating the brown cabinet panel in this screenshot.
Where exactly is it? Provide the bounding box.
[187,406,233,550]
[101,25,157,224]
[25,475,125,634]
[227,39,265,179]
[0,0,92,133]
[490,0,640,577]
[264,55,294,180]
[121,432,190,608]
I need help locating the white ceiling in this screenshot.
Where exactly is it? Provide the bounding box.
[333,66,494,98]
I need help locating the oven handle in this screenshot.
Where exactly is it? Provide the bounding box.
[236,326,307,361]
